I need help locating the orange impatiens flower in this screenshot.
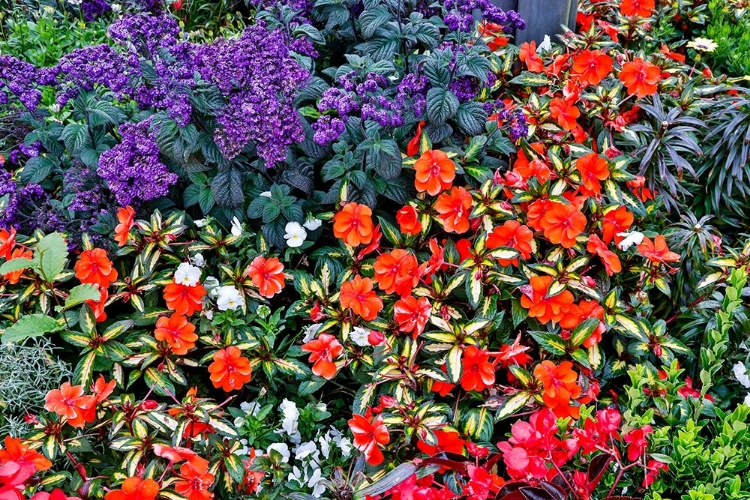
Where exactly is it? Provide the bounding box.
[406,121,425,157]
[75,248,118,288]
[575,153,610,196]
[627,175,655,202]
[560,300,606,348]
[534,360,583,418]
[519,41,544,72]
[0,436,52,472]
[620,58,660,98]
[208,346,252,392]
[163,282,206,316]
[520,275,575,324]
[435,186,473,234]
[340,275,383,321]
[572,50,614,86]
[660,43,686,63]
[396,205,422,235]
[540,203,587,249]
[601,206,634,244]
[104,477,160,500]
[348,412,390,466]
[246,256,285,298]
[333,202,375,247]
[114,206,136,247]
[174,461,215,500]
[3,247,32,284]
[393,295,431,339]
[86,285,109,322]
[373,249,419,297]
[44,382,97,428]
[620,0,654,17]
[461,346,496,392]
[526,198,553,232]
[0,227,17,260]
[155,313,197,355]
[549,97,581,131]
[487,220,535,266]
[416,429,466,456]
[301,333,343,380]
[587,234,622,276]
[638,235,680,264]
[414,150,456,196]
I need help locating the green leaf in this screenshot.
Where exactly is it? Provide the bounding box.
[0,257,35,275]
[446,344,463,383]
[65,284,101,309]
[79,304,97,337]
[73,351,97,387]
[456,102,488,136]
[426,88,460,124]
[509,72,552,87]
[495,392,531,421]
[570,318,601,347]
[2,314,60,344]
[528,331,567,356]
[354,463,418,500]
[35,232,68,282]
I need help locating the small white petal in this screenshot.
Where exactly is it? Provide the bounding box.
[617,231,645,251]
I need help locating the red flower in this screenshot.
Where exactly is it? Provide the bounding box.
[393,295,431,339]
[627,175,655,202]
[44,383,96,428]
[114,206,135,247]
[643,459,668,487]
[660,44,686,63]
[414,150,456,195]
[208,347,252,392]
[487,221,535,267]
[560,300,606,347]
[373,249,419,296]
[461,346,496,392]
[153,445,208,469]
[520,276,575,324]
[416,430,465,456]
[586,234,622,276]
[513,143,548,184]
[0,437,52,472]
[396,205,422,235]
[3,247,32,284]
[301,333,343,380]
[163,282,206,316]
[519,41,544,72]
[575,153,610,196]
[406,121,426,157]
[333,202,375,247]
[479,21,509,51]
[638,235,680,264]
[246,256,285,298]
[85,285,109,322]
[174,461,214,500]
[549,97,580,131]
[620,58,660,98]
[155,314,197,355]
[435,186,473,234]
[539,202,587,249]
[348,413,390,466]
[75,248,118,288]
[620,0,654,17]
[104,477,160,500]
[30,489,81,500]
[534,361,582,418]
[0,228,16,260]
[430,365,454,396]
[340,275,383,321]
[624,425,653,461]
[90,375,116,404]
[572,50,614,86]
[601,206,634,244]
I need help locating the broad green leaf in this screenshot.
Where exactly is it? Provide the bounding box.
[35,232,68,282]
[64,284,101,309]
[2,314,60,344]
[0,257,35,275]
[495,392,531,421]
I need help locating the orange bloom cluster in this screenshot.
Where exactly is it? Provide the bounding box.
[154,313,197,355]
[396,205,422,235]
[104,477,159,500]
[348,412,390,466]
[0,228,17,260]
[560,300,606,348]
[520,276,575,324]
[601,206,634,244]
[0,436,53,499]
[534,360,583,418]
[537,202,587,249]
[620,0,654,17]
[587,234,622,276]
[302,333,343,380]
[638,235,680,264]
[164,282,206,316]
[575,153,610,196]
[393,295,431,339]
[549,97,580,131]
[44,378,113,429]
[461,346,496,392]
[572,50,614,86]
[340,275,383,321]
[620,58,660,98]
[435,186,473,234]
[519,41,544,72]
[113,206,135,247]
[333,202,375,246]
[487,220,535,267]
[208,346,252,392]
[373,249,419,296]
[4,247,32,284]
[513,143,550,183]
[175,460,214,500]
[246,256,285,298]
[414,150,456,195]
[75,248,118,288]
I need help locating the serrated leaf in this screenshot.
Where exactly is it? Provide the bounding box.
[65,284,101,309]
[2,314,60,344]
[426,88,459,124]
[35,232,68,282]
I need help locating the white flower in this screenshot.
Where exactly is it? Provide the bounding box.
[295,441,318,462]
[745,393,750,406]
[216,286,244,311]
[260,191,272,198]
[231,217,243,237]
[617,231,645,251]
[337,437,353,458]
[308,468,327,498]
[319,431,332,459]
[733,362,750,388]
[204,310,214,320]
[304,217,322,231]
[267,442,290,463]
[279,399,300,438]
[350,327,370,347]
[203,276,220,297]
[687,37,718,52]
[235,438,250,456]
[49,104,61,114]
[174,262,202,287]
[111,3,122,12]
[240,401,262,416]
[67,0,82,5]
[288,465,305,485]
[537,34,552,53]
[191,253,205,267]
[284,221,308,248]
[194,218,207,227]
[303,323,323,343]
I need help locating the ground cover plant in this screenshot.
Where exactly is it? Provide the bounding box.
[2,0,750,499]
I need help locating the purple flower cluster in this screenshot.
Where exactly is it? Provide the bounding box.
[417,0,525,32]
[191,26,309,164]
[0,56,44,111]
[312,72,428,145]
[81,0,111,21]
[0,170,61,231]
[109,13,181,56]
[97,119,178,206]
[55,45,130,106]
[485,100,528,141]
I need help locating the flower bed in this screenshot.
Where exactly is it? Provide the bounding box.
[2,0,750,499]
